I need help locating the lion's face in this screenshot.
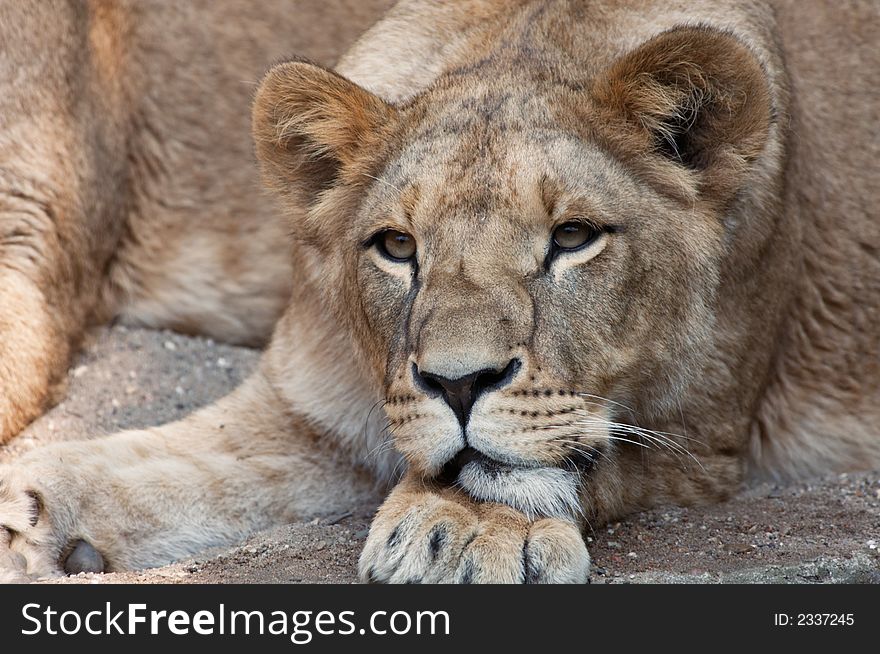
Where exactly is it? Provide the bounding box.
[346,97,723,519]
[253,27,771,519]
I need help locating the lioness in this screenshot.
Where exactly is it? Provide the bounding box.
[1,0,878,583]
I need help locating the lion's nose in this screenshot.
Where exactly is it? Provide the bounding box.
[414,359,520,427]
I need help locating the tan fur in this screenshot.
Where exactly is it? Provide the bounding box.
[0,0,393,443]
[1,0,878,584]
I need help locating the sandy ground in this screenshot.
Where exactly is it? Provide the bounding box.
[2,325,879,584]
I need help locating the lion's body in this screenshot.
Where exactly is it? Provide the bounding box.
[749,1,880,478]
[0,0,877,583]
[0,0,393,441]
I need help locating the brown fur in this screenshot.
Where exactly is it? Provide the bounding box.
[1,0,878,584]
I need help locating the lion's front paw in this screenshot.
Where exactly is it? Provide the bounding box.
[0,466,66,582]
[358,485,590,584]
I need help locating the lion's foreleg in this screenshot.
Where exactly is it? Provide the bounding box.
[0,371,381,580]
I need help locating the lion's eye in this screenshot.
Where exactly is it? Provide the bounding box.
[376,230,417,262]
[552,221,599,251]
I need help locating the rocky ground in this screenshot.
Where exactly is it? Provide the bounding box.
[3,326,878,584]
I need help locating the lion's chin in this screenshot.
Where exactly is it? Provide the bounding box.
[454,456,583,521]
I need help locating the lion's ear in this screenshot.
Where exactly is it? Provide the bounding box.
[252,60,396,208]
[591,26,773,205]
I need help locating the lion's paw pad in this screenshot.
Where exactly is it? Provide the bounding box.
[63,540,105,574]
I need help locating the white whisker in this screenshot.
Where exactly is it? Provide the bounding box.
[575,392,636,417]
[559,409,706,473]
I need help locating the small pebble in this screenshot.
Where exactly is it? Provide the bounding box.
[163,340,177,351]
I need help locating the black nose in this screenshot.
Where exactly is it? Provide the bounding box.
[414,359,520,427]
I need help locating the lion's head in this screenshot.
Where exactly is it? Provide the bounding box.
[252,25,776,520]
